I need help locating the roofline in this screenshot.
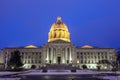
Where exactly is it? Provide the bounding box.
[2,47,43,50]
[76,47,116,49]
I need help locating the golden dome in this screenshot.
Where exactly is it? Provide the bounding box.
[25,45,37,48]
[48,16,70,42]
[81,45,93,48]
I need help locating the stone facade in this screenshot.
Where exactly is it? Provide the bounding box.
[0,41,117,70]
[0,17,117,70]
[76,48,116,69]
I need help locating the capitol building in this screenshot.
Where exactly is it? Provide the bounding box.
[0,17,117,70]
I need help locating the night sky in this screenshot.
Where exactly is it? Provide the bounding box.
[0,0,120,50]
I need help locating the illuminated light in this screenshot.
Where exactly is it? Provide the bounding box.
[77,60,79,63]
[104,66,107,69]
[11,66,14,69]
[81,45,93,48]
[43,65,46,67]
[46,58,48,61]
[23,64,29,68]
[72,65,75,67]
[70,57,72,61]
[57,16,61,21]
[25,45,37,48]
[62,58,65,63]
[46,58,48,63]
[48,16,70,42]
[88,64,97,69]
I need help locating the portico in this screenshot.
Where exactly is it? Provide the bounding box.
[45,45,73,65]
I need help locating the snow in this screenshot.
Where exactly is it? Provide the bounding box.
[18,70,98,75]
[0,70,120,80]
[0,70,120,75]
[102,76,120,80]
[0,78,21,80]
[0,76,120,80]
[0,72,21,76]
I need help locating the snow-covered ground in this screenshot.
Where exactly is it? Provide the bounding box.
[0,72,22,76]
[19,70,97,75]
[20,70,120,75]
[101,76,120,80]
[0,78,21,80]
[0,70,120,75]
[0,70,120,80]
[0,76,120,80]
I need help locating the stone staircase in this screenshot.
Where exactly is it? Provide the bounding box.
[44,64,79,70]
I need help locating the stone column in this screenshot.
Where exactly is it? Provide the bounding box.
[46,48,49,63]
[55,48,57,64]
[65,48,68,63]
[49,48,51,63]
[70,48,72,63]
[53,48,55,63]
[68,48,70,63]
[62,48,64,63]
[50,48,53,63]
[64,48,66,63]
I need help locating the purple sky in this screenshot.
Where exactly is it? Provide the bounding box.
[0,0,120,49]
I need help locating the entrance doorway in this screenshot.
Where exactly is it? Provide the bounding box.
[57,57,61,64]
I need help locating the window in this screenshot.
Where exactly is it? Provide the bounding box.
[35,60,37,63]
[102,56,104,59]
[31,60,33,63]
[24,60,26,64]
[32,52,34,55]
[39,55,41,58]
[105,56,107,59]
[88,60,90,64]
[77,52,79,59]
[105,53,107,56]
[80,52,83,55]
[84,60,87,63]
[67,60,69,64]
[91,56,93,58]
[25,56,27,58]
[88,52,89,55]
[28,60,30,64]
[28,56,30,58]
[84,52,86,55]
[81,60,83,64]
[94,56,96,59]
[36,52,38,55]
[84,56,86,58]
[77,56,79,59]
[91,60,93,64]
[98,56,100,59]
[88,56,90,58]
[98,52,100,55]
[91,52,93,55]
[49,60,51,64]
[22,52,24,55]
[101,52,103,55]
[39,60,41,63]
